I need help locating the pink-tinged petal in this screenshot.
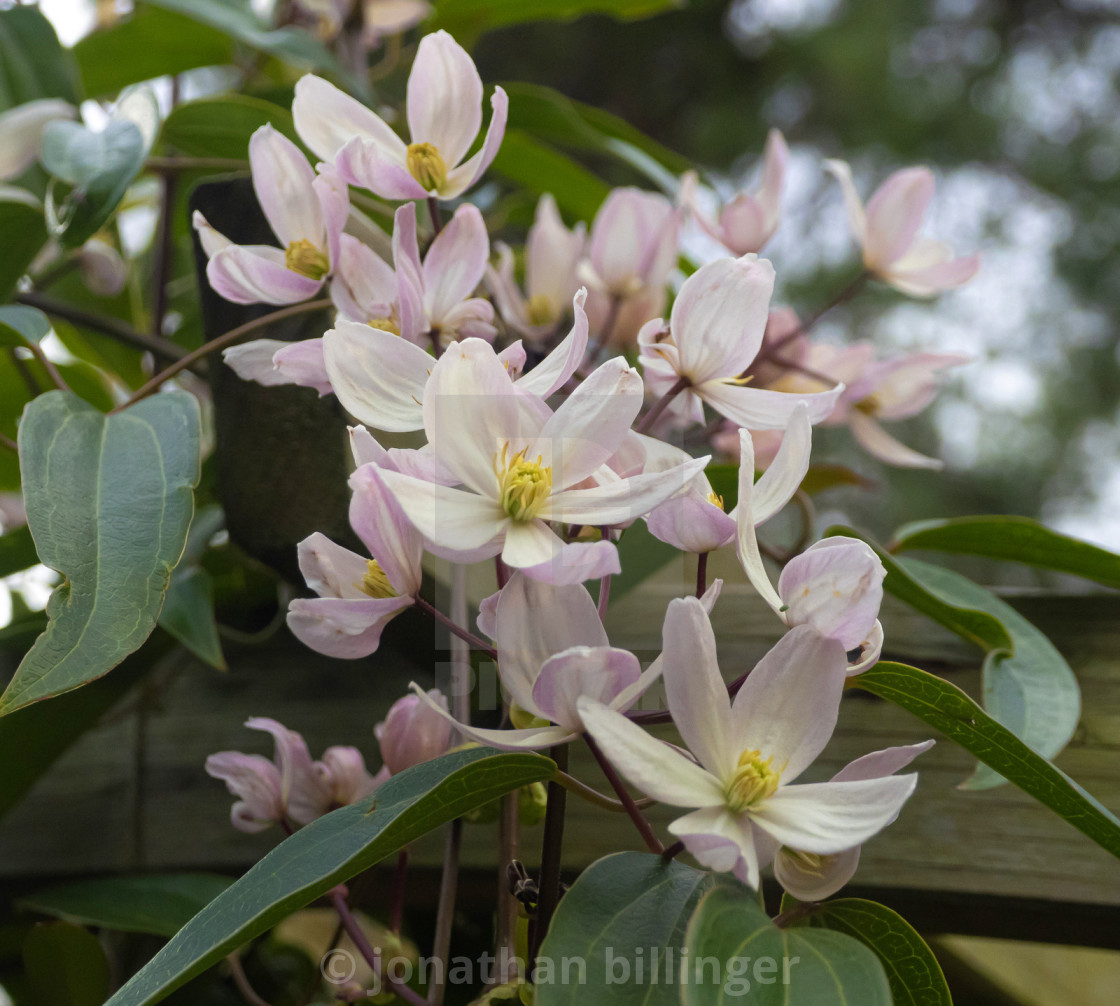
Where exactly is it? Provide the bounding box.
[756,129,787,225]
[833,740,935,784]
[774,845,861,902]
[546,454,710,526]
[320,746,378,805]
[734,429,784,615]
[273,337,333,394]
[888,252,980,297]
[646,491,736,554]
[527,194,586,309]
[349,464,424,597]
[849,410,943,470]
[205,752,282,832]
[670,255,774,383]
[494,572,607,713]
[206,244,322,305]
[487,246,533,335]
[823,159,866,244]
[409,682,572,751]
[778,537,885,650]
[423,338,548,494]
[750,402,812,524]
[313,162,349,270]
[731,625,848,782]
[331,234,397,322]
[662,596,736,779]
[222,339,290,387]
[297,531,369,599]
[667,807,760,888]
[587,188,675,293]
[717,196,766,256]
[477,589,500,640]
[249,125,321,248]
[441,87,508,198]
[531,356,642,489]
[501,518,566,570]
[335,135,428,200]
[349,427,456,485]
[514,289,589,398]
[287,594,412,659]
[532,645,641,733]
[846,619,883,676]
[864,167,935,270]
[376,467,508,554]
[750,774,918,855]
[293,74,405,163]
[392,202,427,343]
[519,539,621,586]
[192,210,232,258]
[245,717,332,825]
[698,379,842,430]
[440,297,496,342]
[406,30,482,166]
[866,352,969,421]
[322,320,430,432]
[423,203,490,326]
[498,339,528,379]
[376,691,454,773]
[577,698,726,808]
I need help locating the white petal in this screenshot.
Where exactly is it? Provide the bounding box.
[375,467,508,553]
[750,402,811,524]
[849,410,943,469]
[441,87,508,198]
[698,380,842,431]
[532,646,641,733]
[546,455,710,525]
[514,289,589,398]
[774,845,861,902]
[406,30,482,167]
[734,429,784,615]
[293,74,405,163]
[408,683,571,751]
[249,125,321,248]
[423,203,490,327]
[668,806,761,888]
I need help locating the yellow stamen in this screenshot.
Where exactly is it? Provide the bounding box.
[285,239,329,280]
[726,748,781,813]
[494,442,553,522]
[357,559,396,599]
[855,393,882,416]
[510,703,550,730]
[527,293,554,327]
[706,491,725,511]
[368,317,400,335]
[780,848,831,877]
[721,373,755,388]
[406,142,448,191]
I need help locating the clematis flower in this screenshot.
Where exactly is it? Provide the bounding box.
[287,464,422,658]
[193,125,348,305]
[825,159,979,297]
[735,428,886,673]
[376,690,454,774]
[775,740,934,900]
[578,598,919,888]
[319,745,381,805]
[375,339,709,583]
[410,572,722,750]
[0,98,75,181]
[488,193,587,342]
[292,30,507,201]
[645,403,811,555]
[638,255,842,430]
[687,129,788,255]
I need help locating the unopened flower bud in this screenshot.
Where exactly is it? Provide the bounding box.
[375,691,454,775]
[78,238,127,297]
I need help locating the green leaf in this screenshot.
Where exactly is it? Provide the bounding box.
[158,567,225,669]
[0,390,201,717]
[893,514,1120,590]
[23,922,110,1006]
[74,6,235,98]
[0,6,79,110]
[897,556,1079,790]
[800,463,876,496]
[161,94,298,161]
[433,0,682,38]
[19,874,233,938]
[490,130,611,223]
[853,662,1120,861]
[104,747,554,1006]
[791,898,951,1006]
[610,521,681,601]
[705,463,739,513]
[0,188,49,301]
[0,305,52,347]
[536,852,728,1006]
[682,885,891,1006]
[0,524,38,578]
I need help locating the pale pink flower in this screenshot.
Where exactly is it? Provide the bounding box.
[193,125,348,305]
[638,255,842,430]
[825,160,980,297]
[375,339,708,583]
[319,745,381,804]
[579,598,919,888]
[293,31,507,200]
[375,691,454,774]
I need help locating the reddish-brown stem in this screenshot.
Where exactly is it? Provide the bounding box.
[696,551,709,598]
[413,595,498,659]
[389,848,409,934]
[585,734,664,854]
[634,375,690,435]
[330,886,426,1006]
[661,839,685,863]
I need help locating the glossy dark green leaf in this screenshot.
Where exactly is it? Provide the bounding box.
[682,885,891,1006]
[536,852,729,1006]
[0,525,37,578]
[0,390,201,716]
[74,6,235,97]
[490,130,610,222]
[161,95,298,161]
[0,189,49,301]
[854,662,1120,860]
[0,6,79,109]
[799,463,876,496]
[434,0,682,39]
[893,514,1120,590]
[791,898,951,1006]
[104,747,555,1006]
[20,874,233,938]
[23,922,110,1006]
[0,305,52,347]
[158,567,225,669]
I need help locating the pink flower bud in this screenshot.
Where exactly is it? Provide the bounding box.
[319,745,380,805]
[777,537,885,651]
[375,691,454,775]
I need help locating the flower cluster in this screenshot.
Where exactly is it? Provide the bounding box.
[200,29,978,900]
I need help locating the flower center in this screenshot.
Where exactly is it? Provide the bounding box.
[780,847,832,877]
[527,293,554,326]
[358,559,397,599]
[855,393,882,416]
[494,443,552,522]
[726,748,781,813]
[284,239,329,280]
[510,702,550,730]
[407,142,448,192]
[368,317,400,335]
[706,490,725,511]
